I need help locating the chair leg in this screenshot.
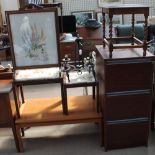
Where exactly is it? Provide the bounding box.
[11,124,21,152]
[93,86,95,99]
[21,128,25,137]
[83,87,88,95]
[15,126,24,152]
[20,85,25,104]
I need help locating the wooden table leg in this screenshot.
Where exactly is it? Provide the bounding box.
[102,10,106,48]
[109,14,113,58]
[92,85,95,99]
[131,13,135,45]
[143,14,148,56]
[61,83,68,115]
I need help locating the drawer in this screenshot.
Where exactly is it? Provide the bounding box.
[104,62,153,92]
[60,42,77,60]
[105,121,148,150]
[105,91,151,120]
[60,42,76,51]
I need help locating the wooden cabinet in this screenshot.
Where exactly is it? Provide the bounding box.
[0,79,20,151]
[60,27,103,61]
[60,41,77,60]
[96,45,155,150]
[82,39,102,57]
[0,80,15,127]
[77,26,102,57]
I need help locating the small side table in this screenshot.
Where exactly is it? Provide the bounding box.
[100,4,149,58]
[63,70,99,115]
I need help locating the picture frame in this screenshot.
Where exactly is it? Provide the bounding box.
[6,8,60,69]
[71,11,94,26]
[98,0,122,7]
[96,12,122,26]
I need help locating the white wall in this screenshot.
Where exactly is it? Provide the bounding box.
[1,0,154,24]
[49,0,98,15]
[0,0,19,22]
[122,0,155,24]
[50,0,155,23]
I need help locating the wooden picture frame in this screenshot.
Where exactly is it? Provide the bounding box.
[96,12,122,25]
[98,0,122,7]
[6,8,60,69]
[71,11,94,26]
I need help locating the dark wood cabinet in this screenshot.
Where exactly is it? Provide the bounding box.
[60,41,77,60]
[82,39,102,57]
[0,89,14,127]
[0,79,20,151]
[0,80,15,127]
[59,27,103,61]
[77,27,102,56]
[96,45,155,150]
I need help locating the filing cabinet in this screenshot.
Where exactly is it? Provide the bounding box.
[96,45,155,150]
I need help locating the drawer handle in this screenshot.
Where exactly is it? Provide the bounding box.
[65,45,72,48]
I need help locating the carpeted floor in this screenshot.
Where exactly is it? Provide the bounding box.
[0,84,155,155]
[0,124,155,155]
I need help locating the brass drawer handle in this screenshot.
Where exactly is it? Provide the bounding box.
[65,45,72,48]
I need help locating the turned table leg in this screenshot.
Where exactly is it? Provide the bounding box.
[109,14,113,58]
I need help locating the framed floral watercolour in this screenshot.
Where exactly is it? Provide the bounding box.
[6,8,60,69]
[98,0,122,7]
[71,11,94,26]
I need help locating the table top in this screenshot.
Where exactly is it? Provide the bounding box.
[96,45,155,60]
[63,70,96,86]
[100,3,149,15]
[100,3,149,9]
